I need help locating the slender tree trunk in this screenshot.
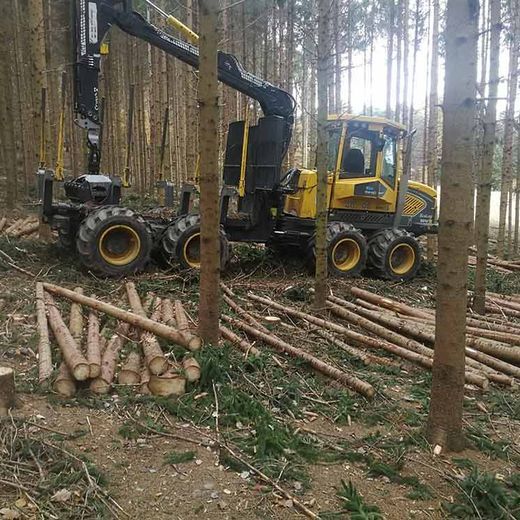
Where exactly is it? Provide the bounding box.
[395,0,402,122]
[427,0,479,452]
[474,0,501,313]
[314,0,332,309]
[402,0,410,127]
[496,2,519,258]
[408,0,420,130]
[386,1,395,119]
[426,0,440,260]
[198,0,221,344]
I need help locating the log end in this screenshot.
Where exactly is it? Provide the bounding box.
[53,379,77,397]
[187,335,202,351]
[89,364,101,379]
[118,371,141,385]
[149,357,169,376]
[148,372,186,397]
[90,378,110,394]
[72,363,91,381]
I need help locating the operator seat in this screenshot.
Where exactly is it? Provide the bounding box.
[340,148,365,178]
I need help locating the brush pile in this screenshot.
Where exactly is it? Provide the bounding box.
[224,285,520,394]
[37,282,201,398]
[0,419,122,518]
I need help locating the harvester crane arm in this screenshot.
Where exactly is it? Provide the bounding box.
[74,0,296,175]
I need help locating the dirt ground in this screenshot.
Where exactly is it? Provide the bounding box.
[0,231,519,519]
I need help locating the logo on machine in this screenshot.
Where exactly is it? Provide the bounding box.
[88,2,98,44]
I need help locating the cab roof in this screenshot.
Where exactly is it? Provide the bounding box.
[327,114,407,132]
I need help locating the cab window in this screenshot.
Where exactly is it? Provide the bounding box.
[381,137,396,187]
[339,135,373,178]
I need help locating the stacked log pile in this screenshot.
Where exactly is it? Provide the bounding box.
[218,286,520,395]
[37,282,201,398]
[0,216,39,238]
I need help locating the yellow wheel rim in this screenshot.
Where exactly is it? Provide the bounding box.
[183,233,201,268]
[99,225,141,266]
[331,238,361,271]
[389,243,416,275]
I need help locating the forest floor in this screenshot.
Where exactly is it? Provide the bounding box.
[0,222,519,519]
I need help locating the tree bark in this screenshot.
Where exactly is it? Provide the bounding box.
[36,282,52,383]
[496,1,519,258]
[0,367,16,416]
[313,0,332,309]
[474,0,502,313]
[198,0,221,344]
[427,0,479,452]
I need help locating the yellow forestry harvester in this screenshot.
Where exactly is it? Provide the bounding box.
[40,0,437,280]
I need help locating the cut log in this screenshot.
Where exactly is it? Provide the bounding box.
[53,363,76,397]
[86,303,101,378]
[43,283,198,350]
[148,368,186,396]
[174,300,202,350]
[161,298,176,327]
[316,330,373,365]
[126,281,147,317]
[182,357,201,382]
[140,365,151,394]
[222,315,377,398]
[220,325,261,357]
[485,303,520,319]
[44,293,89,381]
[220,282,236,298]
[0,217,7,233]
[247,294,488,389]
[5,217,30,236]
[141,298,169,375]
[350,287,432,319]
[90,323,130,394]
[69,287,84,347]
[0,367,16,416]
[118,351,141,385]
[36,282,52,383]
[11,222,39,238]
[222,293,270,333]
[337,300,520,383]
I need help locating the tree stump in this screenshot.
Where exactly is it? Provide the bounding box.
[0,367,16,416]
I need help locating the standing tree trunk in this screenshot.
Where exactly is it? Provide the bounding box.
[198,0,221,343]
[496,1,519,258]
[426,0,440,260]
[385,1,395,119]
[473,0,501,313]
[427,0,479,452]
[408,0,421,130]
[313,0,332,309]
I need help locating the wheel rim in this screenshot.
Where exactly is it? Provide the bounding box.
[183,233,201,268]
[389,243,416,275]
[331,238,361,271]
[99,225,141,266]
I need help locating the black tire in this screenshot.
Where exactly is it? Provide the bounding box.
[368,228,421,281]
[76,206,152,277]
[307,222,367,277]
[161,214,231,271]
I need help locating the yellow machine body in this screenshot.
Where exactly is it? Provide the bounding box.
[283,115,436,221]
